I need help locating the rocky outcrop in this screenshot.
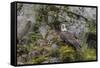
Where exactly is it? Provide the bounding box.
[17,4,96,44]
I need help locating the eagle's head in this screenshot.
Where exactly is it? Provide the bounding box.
[61,24,67,31]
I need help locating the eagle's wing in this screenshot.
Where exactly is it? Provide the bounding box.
[66,38,81,52]
[60,32,81,52]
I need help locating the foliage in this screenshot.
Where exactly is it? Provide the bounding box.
[59,45,77,62]
[82,48,96,61]
[32,56,49,64]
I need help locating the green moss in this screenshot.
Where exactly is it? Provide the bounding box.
[59,45,76,62]
[87,21,96,33]
[82,48,96,61]
[32,56,49,64]
[30,47,52,64]
[24,46,52,64]
[28,32,42,42]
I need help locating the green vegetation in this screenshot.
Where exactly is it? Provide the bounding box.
[59,45,76,62]
[82,47,96,61]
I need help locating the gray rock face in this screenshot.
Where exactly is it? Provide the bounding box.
[39,24,47,39]
[17,4,38,41]
[69,7,96,20]
[58,7,96,37]
[17,16,31,40]
[17,3,96,45]
[63,7,96,40]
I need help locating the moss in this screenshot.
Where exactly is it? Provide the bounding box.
[87,21,96,34]
[23,45,52,64]
[82,48,96,61]
[59,45,76,62]
[32,56,49,64]
[26,55,49,64]
[28,32,42,42]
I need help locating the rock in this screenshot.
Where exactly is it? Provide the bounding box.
[51,43,59,57]
[87,32,96,49]
[17,4,96,43]
[37,39,47,46]
[17,54,28,63]
[17,4,37,44]
[39,24,47,39]
[42,61,49,63]
[50,58,60,63]
[17,56,23,63]
[17,62,24,65]
[29,50,40,57]
[47,34,54,41]
[48,16,54,23]
[51,43,59,50]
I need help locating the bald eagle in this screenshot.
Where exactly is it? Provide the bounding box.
[59,24,81,52]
